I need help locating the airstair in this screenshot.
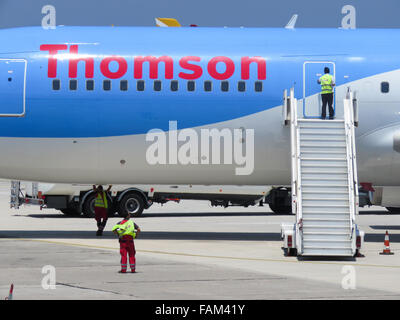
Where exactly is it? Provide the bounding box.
[10,181,43,209]
[281,88,364,257]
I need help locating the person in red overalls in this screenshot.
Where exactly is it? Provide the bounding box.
[112,212,141,273]
[93,185,112,236]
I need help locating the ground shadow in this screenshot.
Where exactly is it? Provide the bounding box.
[296,256,356,262]
[24,209,399,219]
[359,210,400,215]
[0,230,399,243]
[24,211,287,219]
[0,230,281,241]
[369,225,400,230]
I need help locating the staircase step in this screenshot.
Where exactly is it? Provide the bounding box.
[301,157,347,162]
[300,137,346,142]
[302,194,349,201]
[297,118,344,127]
[301,149,347,156]
[299,128,345,135]
[302,219,350,225]
[302,187,348,194]
[302,223,350,230]
[301,248,353,256]
[300,142,347,148]
[303,202,349,209]
[303,232,351,241]
[302,200,349,207]
[301,180,349,186]
[300,134,346,141]
[302,213,351,220]
[300,167,347,175]
[303,226,350,234]
[302,224,350,231]
[301,162,347,168]
[303,239,352,248]
[302,206,350,214]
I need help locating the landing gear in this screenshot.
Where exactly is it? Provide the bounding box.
[118,193,145,217]
[266,187,292,214]
[82,193,96,218]
[269,203,292,215]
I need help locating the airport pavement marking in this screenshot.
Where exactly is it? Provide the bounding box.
[1,237,400,270]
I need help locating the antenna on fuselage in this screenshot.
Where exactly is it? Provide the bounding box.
[285,14,298,29]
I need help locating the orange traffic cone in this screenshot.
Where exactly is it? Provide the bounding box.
[380,231,394,255]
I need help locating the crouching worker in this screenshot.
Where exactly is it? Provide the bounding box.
[112,212,141,273]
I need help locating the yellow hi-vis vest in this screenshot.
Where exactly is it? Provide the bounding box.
[95,191,108,209]
[319,74,334,94]
[112,220,136,238]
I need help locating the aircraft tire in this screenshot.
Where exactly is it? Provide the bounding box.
[269,203,292,215]
[118,193,145,217]
[82,194,96,218]
[386,207,400,214]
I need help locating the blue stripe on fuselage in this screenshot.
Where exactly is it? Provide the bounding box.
[0,27,399,138]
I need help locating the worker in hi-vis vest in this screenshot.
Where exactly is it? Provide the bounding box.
[93,184,112,236]
[317,67,336,119]
[112,212,141,273]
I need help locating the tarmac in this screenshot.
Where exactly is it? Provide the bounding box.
[0,180,399,300]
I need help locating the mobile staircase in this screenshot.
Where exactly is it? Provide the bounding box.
[281,88,364,257]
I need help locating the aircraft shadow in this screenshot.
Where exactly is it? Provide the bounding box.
[24,211,287,219]
[0,230,399,243]
[0,230,281,241]
[369,225,400,230]
[359,210,400,215]
[24,210,398,219]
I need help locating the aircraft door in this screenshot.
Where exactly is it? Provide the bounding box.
[303,61,335,118]
[0,59,27,117]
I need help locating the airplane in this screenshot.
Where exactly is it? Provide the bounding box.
[155,18,182,27]
[0,25,400,213]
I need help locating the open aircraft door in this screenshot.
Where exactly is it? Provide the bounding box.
[303,61,335,118]
[0,59,27,117]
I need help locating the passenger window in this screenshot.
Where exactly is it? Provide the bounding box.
[103,80,111,91]
[238,81,246,92]
[170,80,179,92]
[221,81,229,92]
[154,80,162,91]
[69,80,77,91]
[137,80,145,91]
[204,81,212,92]
[381,82,389,93]
[120,80,128,91]
[255,81,263,92]
[187,81,195,92]
[52,79,60,90]
[86,80,94,91]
